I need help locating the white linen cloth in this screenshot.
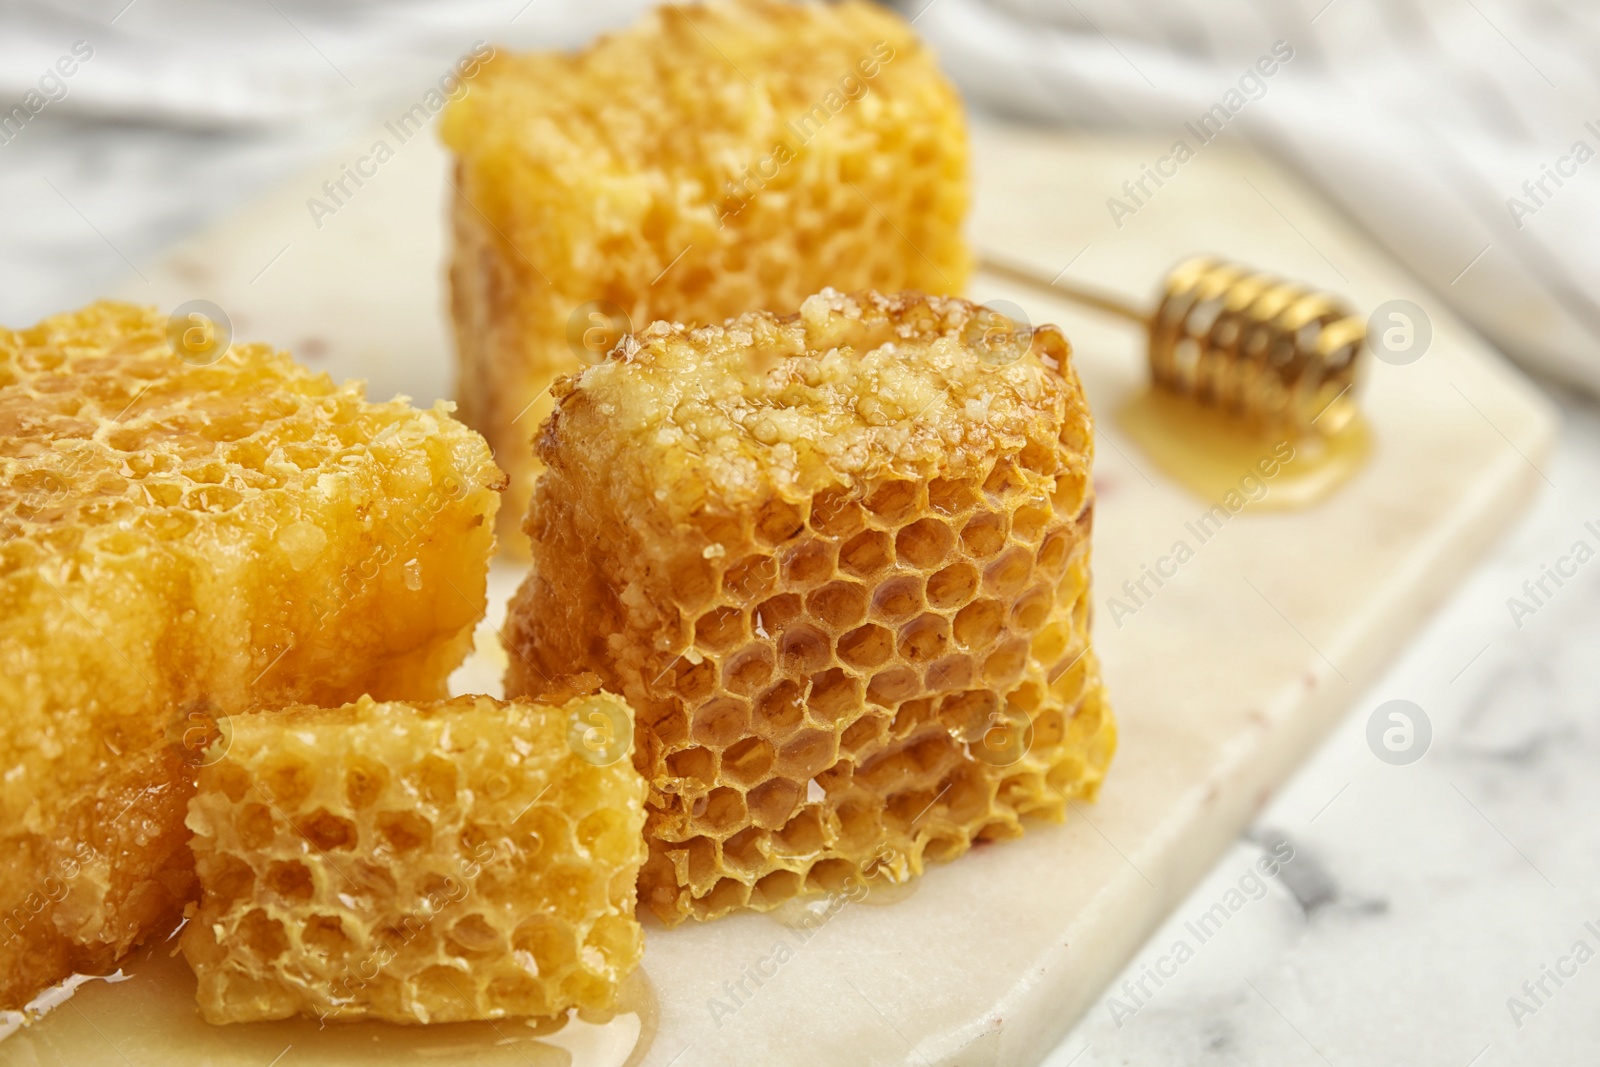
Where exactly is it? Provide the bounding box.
[904,0,1600,391]
[0,0,653,126]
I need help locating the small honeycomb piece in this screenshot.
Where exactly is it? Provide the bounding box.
[440,0,971,541]
[504,289,1115,924]
[182,693,647,1025]
[0,302,504,1010]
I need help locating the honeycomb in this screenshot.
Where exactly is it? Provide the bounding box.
[0,302,504,1010]
[182,693,647,1025]
[504,289,1115,924]
[439,0,972,542]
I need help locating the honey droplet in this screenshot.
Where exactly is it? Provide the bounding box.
[1116,388,1372,509]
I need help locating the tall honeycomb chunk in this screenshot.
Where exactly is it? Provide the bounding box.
[0,302,504,1010]
[440,0,971,541]
[504,289,1115,924]
[182,693,647,1024]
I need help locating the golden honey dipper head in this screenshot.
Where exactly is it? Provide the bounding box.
[504,288,1115,925]
[1149,256,1367,435]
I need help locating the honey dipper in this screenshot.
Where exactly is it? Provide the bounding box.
[981,255,1369,436]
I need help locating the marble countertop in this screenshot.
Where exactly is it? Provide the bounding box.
[5,117,1599,1067]
[1049,394,1600,1067]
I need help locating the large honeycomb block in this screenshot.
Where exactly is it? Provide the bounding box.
[504,289,1115,925]
[182,693,647,1025]
[0,302,504,1010]
[440,0,971,541]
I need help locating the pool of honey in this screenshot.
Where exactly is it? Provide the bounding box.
[1117,388,1373,509]
[0,937,658,1067]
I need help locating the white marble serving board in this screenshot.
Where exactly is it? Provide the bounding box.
[3,121,1556,1067]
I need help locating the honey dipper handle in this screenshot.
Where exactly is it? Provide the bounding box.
[978,254,1150,326]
